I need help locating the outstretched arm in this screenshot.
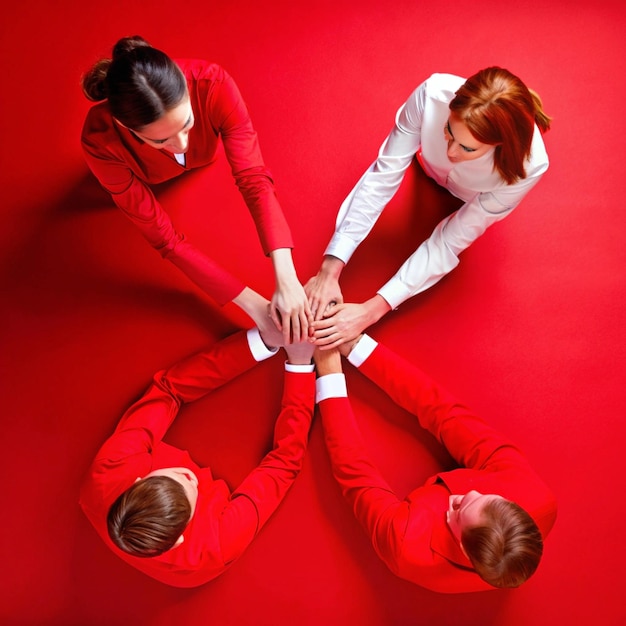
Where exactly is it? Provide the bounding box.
[305,84,425,328]
[314,348,408,562]
[213,72,312,343]
[347,336,528,473]
[218,339,315,564]
[80,326,279,521]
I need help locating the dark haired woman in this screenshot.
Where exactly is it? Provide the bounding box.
[306,68,551,348]
[82,36,310,342]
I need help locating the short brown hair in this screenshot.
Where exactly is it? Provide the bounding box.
[449,67,551,185]
[107,476,191,557]
[462,498,543,588]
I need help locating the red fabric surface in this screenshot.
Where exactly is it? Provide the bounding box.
[1,1,625,624]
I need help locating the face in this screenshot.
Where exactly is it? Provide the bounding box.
[443,113,492,163]
[446,490,503,544]
[142,466,199,519]
[131,97,195,154]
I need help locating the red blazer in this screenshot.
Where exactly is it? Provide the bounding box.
[81,59,293,305]
[80,331,314,588]
[319,342,557,593]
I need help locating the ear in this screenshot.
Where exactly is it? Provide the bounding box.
[173,535,185,548]
[134,477,142,483]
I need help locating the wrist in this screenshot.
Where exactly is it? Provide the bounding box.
[319,255,345,280]
[287,357,313,366]
[270,248,298,282]
[233,288,268,326]
[313,349,342,375]
[364,295,391,323]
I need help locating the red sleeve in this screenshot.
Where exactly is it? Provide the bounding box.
[218,370,315,563]
[358,342,557,540]
[208,71,294,254]
[81,122,245,305]
[319,396,410,562]
[358,343,533,473]
[91,330,256,460]
[79,330,260,541]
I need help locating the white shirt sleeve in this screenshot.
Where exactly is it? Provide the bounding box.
[324,83,426,263]
[346,334,378,368]
[247,328,280,361]
[324,73,548,311]
[377,161,547,309]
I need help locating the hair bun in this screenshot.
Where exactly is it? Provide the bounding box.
[112,35,151,60]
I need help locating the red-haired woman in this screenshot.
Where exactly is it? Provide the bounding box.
[81,36,310,343]
[306,68,551,348]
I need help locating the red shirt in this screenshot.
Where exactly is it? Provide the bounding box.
[80,331,314,587]
[81,60,293,304]
[319,341,557,593]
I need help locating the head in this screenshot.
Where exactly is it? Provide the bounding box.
[448,67,551,184]
[447,490,543,588]
[82,36,193,152]
[107,467,199,557]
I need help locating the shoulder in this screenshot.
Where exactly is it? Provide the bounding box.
[81,101,118,149]
[422,73,466,104]
[174,58,228,83]
[526,125,550,175]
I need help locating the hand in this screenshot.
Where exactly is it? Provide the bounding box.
[269,248,312,344]
[270,276,312,345]
[309,296,390,350]
[285,338,315,365]
[231,287,284,349]
[258,304,286,350]
[305,256,345,320]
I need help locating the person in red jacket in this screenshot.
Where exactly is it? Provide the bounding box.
[80,298,315,588]
[81,35,310,343]
[314,336,557,593]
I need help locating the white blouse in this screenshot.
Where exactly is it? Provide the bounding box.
[325,73,549,309]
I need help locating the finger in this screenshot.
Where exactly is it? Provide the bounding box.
[312,298,327,322]
[269,305,283,331]
[314,331,347,349]
[282,316,293,345]
[322,304,343,319]
[311,324,341,341]
[310,318,335,333]
[313,333,341,350]
[290,315,301,344]
[299,311,310,342]
[303,301,314,325]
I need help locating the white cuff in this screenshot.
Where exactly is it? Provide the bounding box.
[376,281,411,311]
[285,362,315,373]
[324,232,357,264]
[247,328,279,362]
[347,334,378,368]
[316,373,348,403]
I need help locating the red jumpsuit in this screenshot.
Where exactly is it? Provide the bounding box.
[318,339,557,593]
[80,330,314,587]
[81,59,293,305]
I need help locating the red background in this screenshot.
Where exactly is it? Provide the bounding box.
[1,1,625,624]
